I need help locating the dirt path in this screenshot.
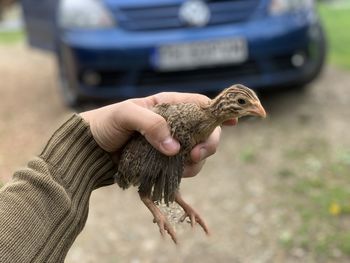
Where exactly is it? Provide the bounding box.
[1,46,350,262]
[0,45,72,182]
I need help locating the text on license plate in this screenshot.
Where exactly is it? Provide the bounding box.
[154,38,248,71]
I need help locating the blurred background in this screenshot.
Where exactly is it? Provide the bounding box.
[0,0,350,262]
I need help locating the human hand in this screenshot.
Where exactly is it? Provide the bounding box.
[80,92,236,178]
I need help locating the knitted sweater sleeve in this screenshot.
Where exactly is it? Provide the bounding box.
[0,114,117,263]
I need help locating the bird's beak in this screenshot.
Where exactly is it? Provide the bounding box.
[249,102,267,118]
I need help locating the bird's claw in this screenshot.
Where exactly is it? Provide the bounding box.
[153,215,178,244]
[179,208,210,235]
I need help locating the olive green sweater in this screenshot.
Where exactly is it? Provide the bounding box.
[0,114,117,262]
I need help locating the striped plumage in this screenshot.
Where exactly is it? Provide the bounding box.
[115,84,266,243]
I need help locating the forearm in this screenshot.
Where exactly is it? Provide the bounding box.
[0,114,117,262]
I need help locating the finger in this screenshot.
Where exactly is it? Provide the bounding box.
[144,92,211,108]
[223,117,238,126]
[190,127,222,163]
[81,91,215,153]
[117,101,180,156]
[182,160,206,178]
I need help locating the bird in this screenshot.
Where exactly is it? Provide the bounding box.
[114,84,266,243]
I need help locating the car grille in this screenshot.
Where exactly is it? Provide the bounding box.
[116,0,260,31]
[138,61,260,86]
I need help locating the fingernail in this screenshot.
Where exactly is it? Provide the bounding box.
[161,137,180,154]
[199,148,207,161]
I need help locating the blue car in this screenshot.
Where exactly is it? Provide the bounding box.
[21,0,326,106]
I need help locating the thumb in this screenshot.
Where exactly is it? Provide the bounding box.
[118,102,180,156]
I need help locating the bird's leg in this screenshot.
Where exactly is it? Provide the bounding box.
[175,191,210,235]
[139,193,178,244]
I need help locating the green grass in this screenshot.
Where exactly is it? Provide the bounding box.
[239,147,257,163]
[318,3,350,69]
[277,138,350,259]
[0,30,24,44]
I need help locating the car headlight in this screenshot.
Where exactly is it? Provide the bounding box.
[269,0,314,16]
[58,0,115,29]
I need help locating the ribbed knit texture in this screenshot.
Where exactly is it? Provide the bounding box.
[0,114,117,262]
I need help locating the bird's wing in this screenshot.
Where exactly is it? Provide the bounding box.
[144,151,185,205]
[115,134,185,204]
[114,135,146,189]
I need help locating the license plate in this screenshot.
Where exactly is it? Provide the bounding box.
[154,38,248,71]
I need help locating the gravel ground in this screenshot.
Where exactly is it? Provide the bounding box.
[1,45,350,262]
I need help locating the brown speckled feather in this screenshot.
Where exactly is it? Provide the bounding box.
[115,102,215,205]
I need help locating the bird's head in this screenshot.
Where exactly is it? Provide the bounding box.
[209,84,266,122]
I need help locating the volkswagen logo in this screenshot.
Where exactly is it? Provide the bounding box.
[179,0,210,27]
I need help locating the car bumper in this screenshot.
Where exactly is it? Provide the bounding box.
[59,11,325,100]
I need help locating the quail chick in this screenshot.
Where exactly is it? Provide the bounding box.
[115,84,266,243]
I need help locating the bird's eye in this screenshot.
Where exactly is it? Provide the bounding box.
[238,98,246,105]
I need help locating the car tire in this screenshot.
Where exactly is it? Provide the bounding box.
[294,23,327,87]
[57,68,80,108]
[56,44,85,108]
